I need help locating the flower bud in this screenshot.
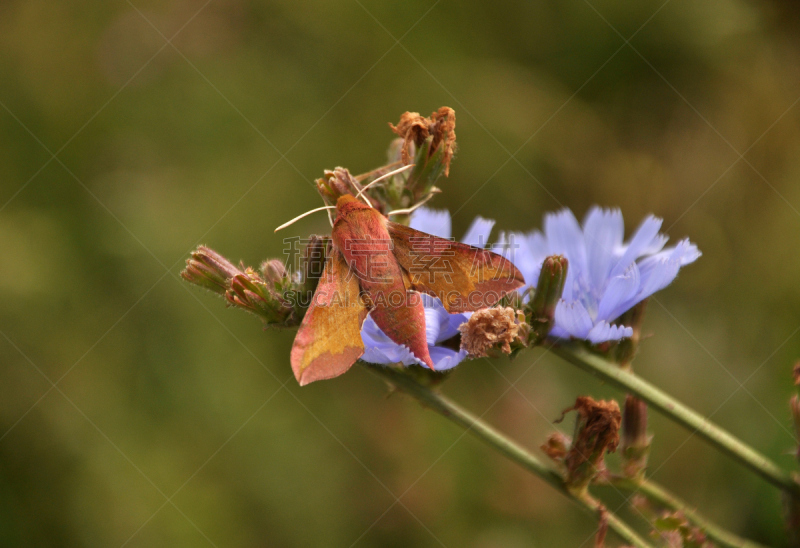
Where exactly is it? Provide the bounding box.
[621,396,651,480]
[459,307,524,358]
[181,246,243,295]
[784,490,800,547]
[316,167,359,207]
[226,270,292,324]
[541,431,570,466]
[386,137,407,165]
[526,255,568,345]
[610,300,648,367]
[261,259,288,286]
[791,395,800,464]
[559,396,621,494]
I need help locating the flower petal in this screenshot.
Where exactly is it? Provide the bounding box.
[597,262,640,321]
[635,258,681,302]
[668,238,702,265]
[498,231,539,292]
[610,215,663,278]
[360,315,423,366]
[422,296,448,344]
[554,299,593,339]
[444,312,471,342]
[587,321,633,344]
[462,216,495,248]
[410,207,451,239]
[582,207,623,290]
[545,209,588,276]
[429,346,469,371]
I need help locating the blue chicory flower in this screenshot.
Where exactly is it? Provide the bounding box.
[359,208,495,370]
[500,207,700,344]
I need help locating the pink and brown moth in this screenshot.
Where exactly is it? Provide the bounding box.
[289,194,525,385]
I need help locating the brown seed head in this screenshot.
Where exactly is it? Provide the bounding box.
[389,107,456,176]
[559,396,621,492]
[459,307,521,357]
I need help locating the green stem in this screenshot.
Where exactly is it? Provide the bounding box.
[551,344,800,497]
[609,476,768,548]
[361,362,654,548]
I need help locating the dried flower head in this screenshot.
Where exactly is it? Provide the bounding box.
[459,307,522,357]
[389,107,456,176]
[559,396,621,492]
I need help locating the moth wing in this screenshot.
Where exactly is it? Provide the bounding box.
[290,247,367,385]
[386,221,524,313]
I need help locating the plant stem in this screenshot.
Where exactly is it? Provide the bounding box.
[608,476,768,548]
[551,344,800,497]
[361,362,654,548]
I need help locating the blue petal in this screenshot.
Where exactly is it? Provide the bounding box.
[498,231,539,292]
[417,293,468,342]
[526,231,549,260]
[360,315,423,366]
[443,311,470,342]
[524,231,549,292]
[641,234,669,256]
[597,263,640,321]
[554,299,593,339]
[410,207,451,239]
[429,346,469,371]
[609,215,663,278]
[634,239,700,279]
[422,295,448,344]
[667,238,702,265]
[587,321,633,344]
[634,258,681,302]
[549,325,571,339]
[462,216,495,248]
[361,294,471,370]
[582,207,623,290]
[545,209,588,276]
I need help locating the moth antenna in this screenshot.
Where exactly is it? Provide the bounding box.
[274,205,337,232]
[354,164,415,205]
[386,192,436,217]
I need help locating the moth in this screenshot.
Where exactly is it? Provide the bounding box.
[281,178,524,385]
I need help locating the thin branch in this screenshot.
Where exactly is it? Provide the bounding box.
[607,476,768,548]
[551,344,800,498]
[361,362,654,548]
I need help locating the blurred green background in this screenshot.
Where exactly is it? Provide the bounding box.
[2,0,800,546]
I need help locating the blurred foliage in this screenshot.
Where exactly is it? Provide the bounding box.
[2,0,800,545]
